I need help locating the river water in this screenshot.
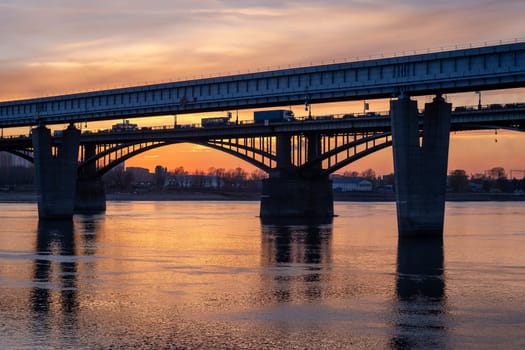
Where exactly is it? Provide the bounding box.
[0,201,524,349]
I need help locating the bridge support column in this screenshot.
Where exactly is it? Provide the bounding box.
[75,143,106,214]
[32,125,80,220]
[276,134,292,170]
[260,133,333,224]
[260,176,333,223]
[391,95,451,237]
[75,178,106,214]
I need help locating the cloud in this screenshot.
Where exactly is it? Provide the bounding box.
[1,0,525,100]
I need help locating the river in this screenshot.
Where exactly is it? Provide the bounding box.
[0,201,524,349]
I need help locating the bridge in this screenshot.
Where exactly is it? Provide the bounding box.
[1,40,525,237]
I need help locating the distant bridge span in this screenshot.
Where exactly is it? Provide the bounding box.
[1,106,523,177]
[0,41,525,127]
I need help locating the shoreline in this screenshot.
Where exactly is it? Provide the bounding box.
[0,191,523,203]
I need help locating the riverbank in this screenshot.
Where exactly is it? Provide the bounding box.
[0,191,523,203]
[0,191,261,203]
[334,192,525,202]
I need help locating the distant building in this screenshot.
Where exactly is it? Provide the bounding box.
[469,182,484,192]
[331,175,373,192]
[126,167,153,183]
[155,165,167,178]
[154,165,168,188]
[165,174,219,189]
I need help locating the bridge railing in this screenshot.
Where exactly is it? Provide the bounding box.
[1,103,524,140]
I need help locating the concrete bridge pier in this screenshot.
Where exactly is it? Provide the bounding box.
[75,179,106,214]
[391,95,451,237]
[75,143,106,214]
[260,134,333,223]
[32,124,80,220]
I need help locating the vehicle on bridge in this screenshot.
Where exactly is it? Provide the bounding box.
[315,115,334,121]
[254,109,295,124]
[112,120,138,131]
[201,112,233,127]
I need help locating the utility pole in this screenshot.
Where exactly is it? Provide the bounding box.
[510,170,525,179]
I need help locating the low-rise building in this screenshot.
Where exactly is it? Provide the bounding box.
[331,175,373,192]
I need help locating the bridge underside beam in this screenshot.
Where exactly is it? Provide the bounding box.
[391,95,451,237]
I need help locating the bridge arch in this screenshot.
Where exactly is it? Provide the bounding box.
[78,131,395,178]
[2,118,521,180]
[78,139,276,178]
[0,149,34,164]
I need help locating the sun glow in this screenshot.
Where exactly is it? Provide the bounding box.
[1,1,524,175]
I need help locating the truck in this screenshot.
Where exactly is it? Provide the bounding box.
[112,120,138,131]
[254,110,295,124]
[201,112,233,128]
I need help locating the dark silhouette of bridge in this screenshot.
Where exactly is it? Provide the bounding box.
[1,104,524,228]
[1,41,524,237]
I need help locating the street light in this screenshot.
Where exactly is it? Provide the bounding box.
[305,95,312,119]
[475,91,482,110]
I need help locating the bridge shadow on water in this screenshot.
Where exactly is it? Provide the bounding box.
[30,216,102,341]
[260,217,448,348]
[390,236,448,349]
[260,218,333,303]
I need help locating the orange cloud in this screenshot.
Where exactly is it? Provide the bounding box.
[1,1,524,175]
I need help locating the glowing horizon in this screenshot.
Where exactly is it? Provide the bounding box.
[1,1,524,175]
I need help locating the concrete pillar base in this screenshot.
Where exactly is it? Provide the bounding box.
[32,125,80,220]
[260,176,334,224]
[75,178,106,214]
[391,95,451,238]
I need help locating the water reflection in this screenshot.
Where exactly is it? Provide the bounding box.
[31,215,103,337]
[260,223,332,303]
[76,214,103,256]
[31,219,78,340]
[391,237,448,349]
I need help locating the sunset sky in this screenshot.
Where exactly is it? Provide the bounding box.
[1,0,524,176]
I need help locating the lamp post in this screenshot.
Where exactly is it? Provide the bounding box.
[475,91,482,110]
[305,95,312,119]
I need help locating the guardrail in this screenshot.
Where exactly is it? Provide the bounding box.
[1,103,524,140]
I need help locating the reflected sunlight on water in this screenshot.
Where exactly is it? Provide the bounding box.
[0,201,524,349]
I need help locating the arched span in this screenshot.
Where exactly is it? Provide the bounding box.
[453,123,525,133]
[88,142,175,177]
[79,139,273,178]
[299,132,393,175]
[195,142,273,173]
[20,123,520,179]
[0,149,34,164]
[321,141,392,175]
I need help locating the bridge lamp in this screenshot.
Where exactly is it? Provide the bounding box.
[475,91,482,109]
[304,95,312,119]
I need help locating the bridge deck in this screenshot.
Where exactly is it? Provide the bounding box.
[1,42,525,127]
[0,106,523,149]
